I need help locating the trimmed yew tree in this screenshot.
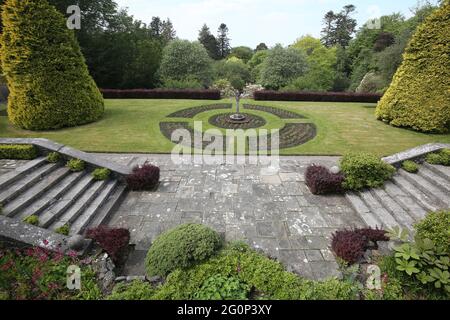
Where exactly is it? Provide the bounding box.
[0,0,104,130]
[376,1,450,133]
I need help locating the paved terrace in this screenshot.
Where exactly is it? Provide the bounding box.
[93,154,366,280]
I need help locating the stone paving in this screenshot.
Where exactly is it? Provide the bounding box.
[0,159,29,176]
[93,154,366,280]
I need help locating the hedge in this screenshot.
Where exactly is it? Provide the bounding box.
[0,144,38,160]
[254,90,382,103]
[0,0,104,130]
[101,89,221,100]
[375,1,450,133]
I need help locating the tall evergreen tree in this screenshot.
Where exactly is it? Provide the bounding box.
[321,11,336,47]
[217,23,231,59]
[255,43,268,51]
[320,5,357,48]
[198,24,220,60]
[0,0,104,130]
[161,18,176,43]
[150,16,162,37]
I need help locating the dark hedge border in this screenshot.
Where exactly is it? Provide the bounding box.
[208,113,267,129]
[101,89,221,100]
[167,104,232,118]
[254,90,382,103]
[244,104,305,119]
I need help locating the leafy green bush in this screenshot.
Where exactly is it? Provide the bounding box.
[194,275,250,300]
[402,160,419,173]
[92,168,111,181]
[23,215,39,226]
[415,211,450,250]
[375,2,450,133]
[0,145,38,160]
[55,224,70,236]
[145,224,222,277]
[108,281,155,300]
[66,159,85,172]
[163,78,203,90]
[0,0,104,130]
[152,243,358,300]
[340,152,396,190]
[46,152,61,163]
[425,149,450,166]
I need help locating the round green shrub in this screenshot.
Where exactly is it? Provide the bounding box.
[402,160,419,173]
[55,224,70,236]
[145,223,222,277]
[426,149,450,166]
[340,152,396,190]
[92,168,111,181]
[375,1,450,133]
[0,0,104,130]
[46,152,61,164]
[415,211,450,250]
[23,215,39,226]
[107,280,155,300]
[194,274,250,300]
[66,159,85,172]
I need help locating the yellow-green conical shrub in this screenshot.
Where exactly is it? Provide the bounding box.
[0,0,104,130]
[376,0,450,133]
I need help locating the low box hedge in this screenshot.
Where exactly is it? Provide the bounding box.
[254,90,382,103]
[0,144,38,160]
[101,89,221,100]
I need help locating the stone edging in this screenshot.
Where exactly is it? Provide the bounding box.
[0,138,132,177]
[382,143,450,166]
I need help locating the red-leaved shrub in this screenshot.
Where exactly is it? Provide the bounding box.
[331,228,389,265]
[254,90,382,103]
[305,165,345,195]
[85,226,130,263]
[126,163,160,191]
[101,89,221,100]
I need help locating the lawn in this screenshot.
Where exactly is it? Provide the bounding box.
[0,99,449,156]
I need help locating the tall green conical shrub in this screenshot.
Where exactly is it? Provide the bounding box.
[376,1,450,133]
[0,0,104,130]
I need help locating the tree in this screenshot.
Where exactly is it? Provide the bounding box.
[320,5,357,48]
[255,43,268,51]
[158,40,213,87]
[0,0,104,130]
[150,16,162,37]
[161,18,176,43]
[259,45,308,90]
[376,1,450,133]
[229,46,254,63]
[198,24,220,60]
[214,59,251,85]
[290,36,337,91]
[217,23,231,59]
[248,50,269,83]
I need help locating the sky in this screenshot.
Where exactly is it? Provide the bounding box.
[114,0,438,48]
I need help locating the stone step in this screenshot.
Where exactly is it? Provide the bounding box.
[370,188,415,232]
[422,163,450,180]
[50,179,109,231]
[39,174,96,228]
[398,169,450,208]
[85,184,127,231]
[383,182,427,221]
[0,157,47,190]
[14,171,86,222]
[345,192,381,228]
[358,190,399,229]
[70,180,121,235]
[0,162,60,205]
[2,166,72,217]
[392,175,440,212]
[417,165,450,193]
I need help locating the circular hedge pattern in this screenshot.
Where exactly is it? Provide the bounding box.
[160,104,317,150]
[208,113,267,129]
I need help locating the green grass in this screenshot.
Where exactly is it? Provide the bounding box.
[0,99,449,156]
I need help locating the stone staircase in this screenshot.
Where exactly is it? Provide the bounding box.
[346,162,450,233]
[0,156,127,236]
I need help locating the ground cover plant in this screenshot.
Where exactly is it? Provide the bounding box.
[305,164,345,195]
[126,163,160,191]
[402,160,419,173]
